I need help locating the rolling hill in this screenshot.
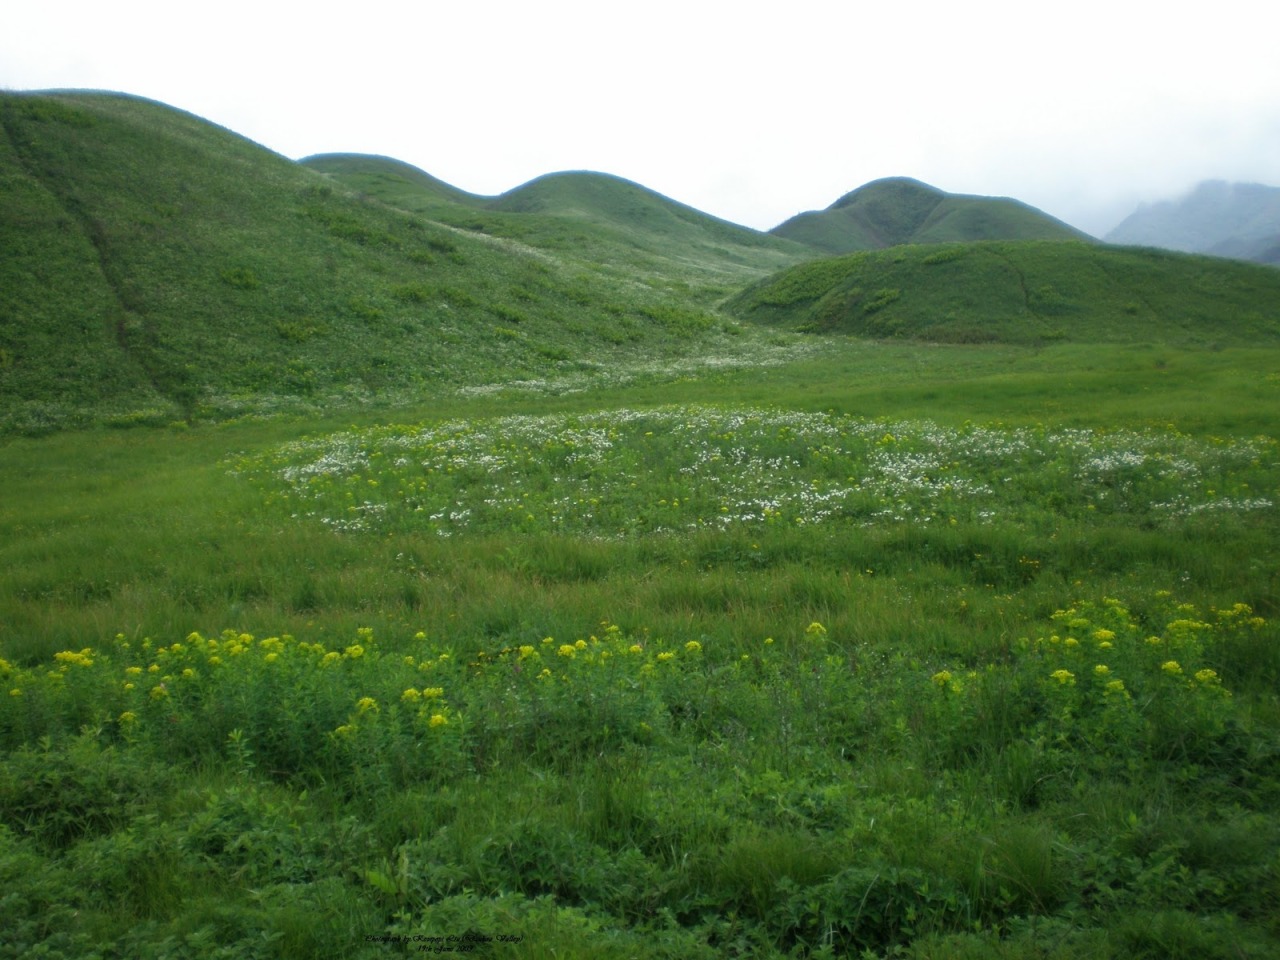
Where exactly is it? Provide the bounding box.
[770,177,1093,254]
[300,157,813,293]
[0,92,797,434]
[1106,180,1280,265]
[728,240,1280,345]
[4,88,1279,435]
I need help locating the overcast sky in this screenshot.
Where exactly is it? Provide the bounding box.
[4,0,1278,237]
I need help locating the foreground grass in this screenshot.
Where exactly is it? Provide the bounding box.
[2,340,1279,958]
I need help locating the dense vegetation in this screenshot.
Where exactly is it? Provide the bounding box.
[769,178,1091,254]
[2,89,1279,958]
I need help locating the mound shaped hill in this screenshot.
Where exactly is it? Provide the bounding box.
[728,240,1280,346]
[0,92,766,434]
[1106,180,1280,266]
[300,157,812,296]
[301,153,490,210]
[770,177,1093,254]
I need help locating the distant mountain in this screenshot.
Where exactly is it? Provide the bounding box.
[769,177,1092,254]
[1106,180,1280,265]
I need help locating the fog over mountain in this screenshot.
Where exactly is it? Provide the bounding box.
[1106,181,1280,265]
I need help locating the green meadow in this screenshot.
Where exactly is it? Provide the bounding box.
[4,341,1279,959]
[2,90,1280,959]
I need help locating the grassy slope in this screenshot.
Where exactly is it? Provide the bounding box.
[301,157,813,298]
[299,152,491,209]
[771,177,1092,253]
[0,93,797,434]
[729,239,1280,345]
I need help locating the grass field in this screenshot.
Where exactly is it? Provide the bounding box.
[3,339,1279,958]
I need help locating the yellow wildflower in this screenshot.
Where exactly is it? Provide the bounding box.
[181,668,196,679]
[125,666,142,677]
[628,644,644,654]
[356,696,378,714]
[9,688,21,697]
[264,653,278,664]
[428,713,448,728]
[1195,669,1220,684]
[931,670,953,688]
[1104,679,1128,696]
[805,622,827,638]
[321,651,341,666]
[344,644,365,659]
[401,688,422,703]
[517,645,535,659]
[1094,664,1110,676]
[1093,629,1115,642]
[574,639,587,650]
[118,711,137,724]
[656,651,675,662]
[1161,661,1182,675]
[685,640,702,654]
[557,645,577,659]
[1050,669,1075,685]
[150,685,169,701]
[421,687,444,699]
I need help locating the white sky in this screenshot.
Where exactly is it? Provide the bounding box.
[4,0,1278,237]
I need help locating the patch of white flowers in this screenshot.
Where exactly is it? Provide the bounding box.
[244,407,1276,536]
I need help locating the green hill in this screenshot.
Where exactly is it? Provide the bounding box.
[0,92,788,434]
[299,153,491,211]
[301,158,812,295]
[728,240,1280,345]
[770,177,1093,254]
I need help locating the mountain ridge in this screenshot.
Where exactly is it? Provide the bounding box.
[1106,180,1280,265]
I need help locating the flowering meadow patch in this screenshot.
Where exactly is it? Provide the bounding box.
[1,592,1275,958]
[235,406,1276,537]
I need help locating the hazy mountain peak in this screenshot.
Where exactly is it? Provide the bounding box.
[1106,180,1280,264]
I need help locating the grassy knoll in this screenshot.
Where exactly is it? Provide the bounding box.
[729,240,1280,346]
[769,177,1091,254]
[3,339,1279,958]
